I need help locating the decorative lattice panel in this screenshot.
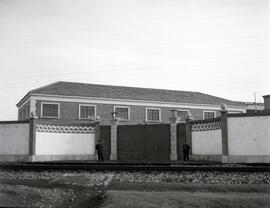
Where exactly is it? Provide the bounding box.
[36,124,95,134]
[191,120,221,132]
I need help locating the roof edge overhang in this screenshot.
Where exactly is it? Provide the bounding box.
[16,81,61,108]
[16,92,31,108]
[20,93,246,112]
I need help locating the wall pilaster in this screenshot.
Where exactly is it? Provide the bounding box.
[29,117,37,161]
[169,110,180,161]
[185,112,193,153]
[110,115,119,160]
[220,105,229,162]
[30,98,37,118]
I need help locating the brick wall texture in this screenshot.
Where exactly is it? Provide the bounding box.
[33,100,222,125]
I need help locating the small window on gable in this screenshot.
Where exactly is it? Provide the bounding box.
[203,111,216,120]
[146,108,161,122]
[114,106,129,120]
[177,110,190,121]
[79,105,96,119]
[41,102,60,118]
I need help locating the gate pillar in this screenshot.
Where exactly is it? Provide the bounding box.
[220,104,228,163]
[185,111,193,147]
[110,112,119,160]
[29,113,37,162]
[169,110,181,161]
[95,116,100,144]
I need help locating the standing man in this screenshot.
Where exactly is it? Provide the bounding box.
[95,139,104,161]
[183,143,190,162]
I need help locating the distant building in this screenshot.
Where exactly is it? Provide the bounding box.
[263,95,270,112]
[239,102,264,113]
[17,81,246,125]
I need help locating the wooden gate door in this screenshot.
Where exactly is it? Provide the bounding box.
[100,125,111,160]
[117,125,144,160]
[144,124,170,161]
[117,124,170,161]
[177,123,186,160]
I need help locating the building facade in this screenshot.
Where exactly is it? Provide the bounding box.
[17,81,246,125]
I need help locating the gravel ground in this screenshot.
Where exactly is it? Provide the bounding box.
[1,170,270,184]
[0,170,110,183]
[112,171,270,184]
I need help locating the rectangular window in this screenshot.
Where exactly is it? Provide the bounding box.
[114,106,129,120]
[146,108,161,121]
[203,111,216,119]
[41,102,60,118]
[177,110,190,121]
[79,104,96,119]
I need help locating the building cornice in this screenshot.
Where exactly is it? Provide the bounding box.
[17,93,246,112]
[16,92,31,107]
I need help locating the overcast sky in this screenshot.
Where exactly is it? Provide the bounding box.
[0,0,269,120]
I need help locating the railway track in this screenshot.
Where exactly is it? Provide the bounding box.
[1,162,270,172]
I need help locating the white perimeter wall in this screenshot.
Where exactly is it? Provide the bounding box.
[0,123,29,154]
[36,132,95,155]
[192,130,222,155]
[228,116,270,156]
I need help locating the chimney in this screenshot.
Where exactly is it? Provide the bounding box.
[263,95,270,111]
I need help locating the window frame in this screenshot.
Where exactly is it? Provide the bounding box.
[203,110,216,120]
[41,102,60,118]
[146,107,161,122]
[177,109,190,121]
[78,104,97,119]
[114,106,130,121]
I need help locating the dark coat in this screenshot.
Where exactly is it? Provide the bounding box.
[183,144,190,153]
[95,143,103,154]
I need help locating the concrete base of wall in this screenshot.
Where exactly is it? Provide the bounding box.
[190,154,222,162]
[110,154,117,160]
[170,154,178,161]
[29,154,96,162]
[0,155,30,162]
[227,155,270,163]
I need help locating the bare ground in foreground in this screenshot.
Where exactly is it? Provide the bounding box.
[0,170,270,207]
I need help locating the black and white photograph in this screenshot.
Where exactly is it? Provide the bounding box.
[0,0,270,207]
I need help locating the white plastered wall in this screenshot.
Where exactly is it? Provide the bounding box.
[228,116,270,156]
[0,123,29,154]
[35,132,95,155]
[192,130,222,155]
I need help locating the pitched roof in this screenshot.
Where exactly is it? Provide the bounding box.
[18,81,244,107]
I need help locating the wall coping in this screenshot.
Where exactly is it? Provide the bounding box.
[36,119,96,126]
[190,117,221,125]
[0,120,30,124]
[116,123,170,129]
[227,111,270,118]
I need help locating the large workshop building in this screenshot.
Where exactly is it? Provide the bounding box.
[17,81,246,125]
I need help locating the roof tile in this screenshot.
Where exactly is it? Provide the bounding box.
[27,81,243,107]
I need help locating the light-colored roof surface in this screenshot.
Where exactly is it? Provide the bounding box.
[17,81,244,107]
